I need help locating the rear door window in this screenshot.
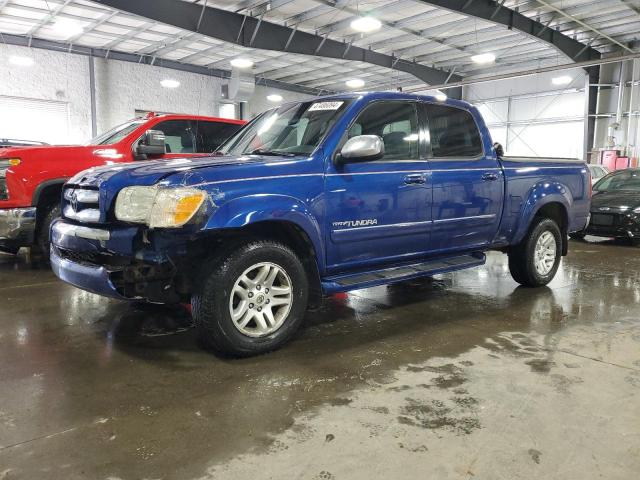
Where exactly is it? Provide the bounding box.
[425,104,483,158]
[196,121,244,153]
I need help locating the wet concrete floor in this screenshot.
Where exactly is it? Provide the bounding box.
[0,238,639,479]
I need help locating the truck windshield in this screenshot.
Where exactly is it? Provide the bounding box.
[218,99,352,156]
[88,119,146,146]
[594,170,640,192]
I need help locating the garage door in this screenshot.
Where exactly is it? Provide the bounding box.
[0,95,70,145]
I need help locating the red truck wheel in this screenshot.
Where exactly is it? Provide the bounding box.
[35,204,61,256]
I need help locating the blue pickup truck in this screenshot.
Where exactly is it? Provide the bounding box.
[50,92,591,356]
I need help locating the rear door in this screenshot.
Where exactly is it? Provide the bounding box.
[423,102,503,252]
[149,119,201,158]
[324,100,431,272]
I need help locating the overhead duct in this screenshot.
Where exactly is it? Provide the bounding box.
[226,68,255,102]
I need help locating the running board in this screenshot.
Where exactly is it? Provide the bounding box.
[321,252,486,293]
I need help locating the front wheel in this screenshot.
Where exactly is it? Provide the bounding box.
[35,204,61,256]
[192,240,309,357]
[508,217,562,287]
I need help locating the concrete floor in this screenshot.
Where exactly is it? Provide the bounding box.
[0,239,639,480]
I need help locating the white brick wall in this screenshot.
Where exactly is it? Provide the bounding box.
[2,43,311,144]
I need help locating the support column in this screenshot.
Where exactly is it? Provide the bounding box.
[584,66,599,163]
[88,52,97,137]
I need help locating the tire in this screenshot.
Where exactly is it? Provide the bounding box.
[569,232,586,240]
[35,204,61,256]
[192,240,309,357]
[508,217,562,288]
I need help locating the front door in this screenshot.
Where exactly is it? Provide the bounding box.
[325,100,431,273]
[423,102,503,253]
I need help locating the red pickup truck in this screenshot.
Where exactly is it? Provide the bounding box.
[0,113,245,254]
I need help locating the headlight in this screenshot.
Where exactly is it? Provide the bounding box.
[0,158,20,177]
[115,186,207,228]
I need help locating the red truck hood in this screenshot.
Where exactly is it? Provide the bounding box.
[0,144,128,162]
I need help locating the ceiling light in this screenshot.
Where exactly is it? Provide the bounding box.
[471,53,496,64]
[160,79,180,88]
[552,75,573,86]
[52,18,84,38]
[346,78,365,88]
[267,94,283,102]
[9,56,34,67]
[230,58,254,69]
[350,17,382,33]
[434,91,447,101]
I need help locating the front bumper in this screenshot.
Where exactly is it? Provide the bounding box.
[0,207,37,250]
[50,219,187,302]
[584,211,640,239]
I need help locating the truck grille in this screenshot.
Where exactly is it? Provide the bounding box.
[62,187,101,224]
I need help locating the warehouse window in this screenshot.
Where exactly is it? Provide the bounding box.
[349,101,419,160]
[426,104,483,158]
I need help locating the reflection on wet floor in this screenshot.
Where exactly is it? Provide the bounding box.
[0,237,639,479]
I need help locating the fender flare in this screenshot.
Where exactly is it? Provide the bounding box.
[32,178,70,207]
[204,194,325,267]
[513,181,572,245]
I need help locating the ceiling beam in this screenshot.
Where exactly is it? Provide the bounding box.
[415,0,602,67]
[535,0,634,53]
[92,0,462,85]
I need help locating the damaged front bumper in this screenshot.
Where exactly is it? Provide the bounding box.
[0,207,37,252]
[50,219,189,303]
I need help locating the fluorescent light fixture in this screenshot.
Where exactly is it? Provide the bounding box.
[52,18,84,38]
[267,94,283,102]
[160,79,180,88]
[230,58,254,68]
[9,55,34,67]
[471,52,496,64]
[346,78,365,88]
[350,16,382,33]
[552,75,573,86]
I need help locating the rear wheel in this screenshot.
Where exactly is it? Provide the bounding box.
[35,203,61,256]
[192,240,309,357]
[508,217,562,287]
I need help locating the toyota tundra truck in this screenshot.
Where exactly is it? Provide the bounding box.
[50,92,591,356]
[0,113,245,254]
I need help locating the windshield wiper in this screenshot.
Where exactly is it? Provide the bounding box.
[246,148,296,157]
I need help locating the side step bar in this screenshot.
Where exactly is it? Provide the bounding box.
[321,252,486,293]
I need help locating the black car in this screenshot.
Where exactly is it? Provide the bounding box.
[572,168,640,243]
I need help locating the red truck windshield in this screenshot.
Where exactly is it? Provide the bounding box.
[88,119,146,146]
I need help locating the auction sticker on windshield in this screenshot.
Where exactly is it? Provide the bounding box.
[309,101,344,111]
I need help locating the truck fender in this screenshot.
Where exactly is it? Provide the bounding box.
[32,178,70,207]
[204,194,325,267]
[512,181,571,245]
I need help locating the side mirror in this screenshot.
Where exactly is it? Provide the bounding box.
[337,135,384,164]
[493,142,504,159]
[136,130,166,158]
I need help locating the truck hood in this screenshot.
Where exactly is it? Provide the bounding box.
[68,154,279,189]
[591,190,640,211]
[0,144,129,162]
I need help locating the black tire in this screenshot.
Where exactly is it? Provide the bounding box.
[35,204,61,256]
[508,217,562,287]
[192,240,309,357]
[569,231,586,240]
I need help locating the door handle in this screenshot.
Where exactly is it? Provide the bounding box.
[404,174,427,185]
[482,172,499,181]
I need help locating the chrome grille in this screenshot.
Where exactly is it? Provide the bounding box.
[63,187,101,224]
